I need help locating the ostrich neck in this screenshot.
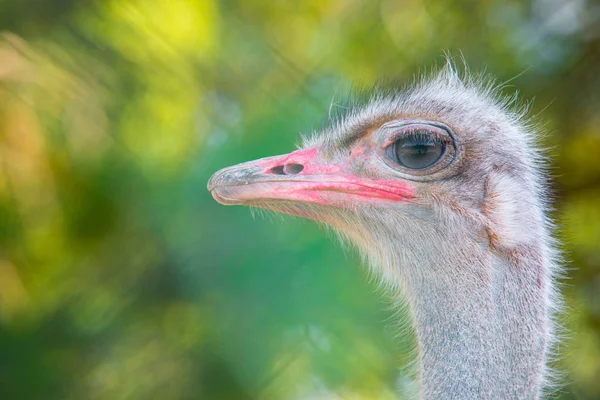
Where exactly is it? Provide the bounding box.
[394,245,549,400]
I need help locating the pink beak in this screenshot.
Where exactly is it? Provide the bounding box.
[207,148,414,207]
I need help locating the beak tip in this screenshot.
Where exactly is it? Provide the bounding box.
[207,173,217,192]
[207,168,227,192]
[207,167,246,205]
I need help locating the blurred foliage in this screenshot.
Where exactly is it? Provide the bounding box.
[0,0,599,399]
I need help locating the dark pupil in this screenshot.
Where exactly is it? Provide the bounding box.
[392,134,445,169]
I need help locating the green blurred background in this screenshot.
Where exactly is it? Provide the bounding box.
[0,0,599,399]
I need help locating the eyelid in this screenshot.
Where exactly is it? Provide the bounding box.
[398,131,442,147]
[382,124,450,148]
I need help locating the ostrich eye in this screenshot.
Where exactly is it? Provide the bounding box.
[386,130,446,170]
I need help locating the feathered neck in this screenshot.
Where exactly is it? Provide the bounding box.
[355,194,557,399]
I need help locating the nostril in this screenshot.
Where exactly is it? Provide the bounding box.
[269,163,304,175]
[270,165,285,175]
[283,163,304,175]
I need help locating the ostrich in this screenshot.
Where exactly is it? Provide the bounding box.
[207,65,561,399]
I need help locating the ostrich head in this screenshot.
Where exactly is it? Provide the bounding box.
[208,65,560,399]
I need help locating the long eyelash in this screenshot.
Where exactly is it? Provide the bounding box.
[401,130,441,146]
